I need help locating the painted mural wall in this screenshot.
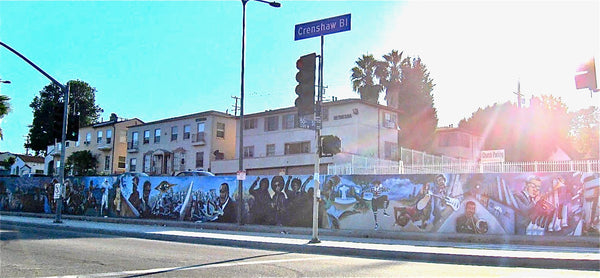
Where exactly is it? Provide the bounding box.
[0,172,598,237]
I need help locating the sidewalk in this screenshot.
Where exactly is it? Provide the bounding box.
[1,212,599,271]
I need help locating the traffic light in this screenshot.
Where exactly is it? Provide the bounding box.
[295,53,316,117]
[52,105,64,141]
[575,59,597,91]
[66,113,79,141]
[320,135,341,157]
[52,104,79,141]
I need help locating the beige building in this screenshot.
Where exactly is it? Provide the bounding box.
[212,99,402,175]
[431,126,483,161]
[125,111,237,176]
[46,113,143,175]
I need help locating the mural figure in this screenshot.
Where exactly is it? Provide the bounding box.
[456,200,488,234]
[113,181,122,216]
[271,175,287,226]
[100,178,111,216]
[248,177,273,225]
[366,180,390,230]
[140,181,152,218]
[284,176,312,227]
[215,182,237,223]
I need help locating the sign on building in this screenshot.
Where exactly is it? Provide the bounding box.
[480,149,505,163]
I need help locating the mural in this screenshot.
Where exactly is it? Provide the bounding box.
[0,172,598,237]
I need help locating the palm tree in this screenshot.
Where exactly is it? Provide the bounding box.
[351,54,383,104]
[377,50,403,109]
[0,95,10,140]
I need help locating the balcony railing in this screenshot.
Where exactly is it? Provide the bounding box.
[127,141,139,153]
[191,132,205,145]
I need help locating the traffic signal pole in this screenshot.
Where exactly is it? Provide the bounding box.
[309,35,324,244]
[0,41,69,224]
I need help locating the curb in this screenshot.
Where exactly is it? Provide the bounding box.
[2,211,598,248]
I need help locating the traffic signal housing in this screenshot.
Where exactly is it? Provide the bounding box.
[575,59,597,91]
[52,105,79,141]
[320,135,341,157]
[295,53,316,117]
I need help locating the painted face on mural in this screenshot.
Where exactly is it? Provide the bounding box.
[465,201,476,218]
[525,177,541,199]
[219,183,229,201]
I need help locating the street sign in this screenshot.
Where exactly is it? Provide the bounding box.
[295,14,351,41]
[299,117,317,130]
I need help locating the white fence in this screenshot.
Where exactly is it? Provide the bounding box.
[328,156,599,175]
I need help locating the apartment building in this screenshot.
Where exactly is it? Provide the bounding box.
[125,111,236,176]
[431,126,483,161]
[212,99,402,175]
[46,113,143,175]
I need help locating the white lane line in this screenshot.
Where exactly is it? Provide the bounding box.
[40,257,321,278]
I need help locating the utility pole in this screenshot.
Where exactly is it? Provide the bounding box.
[231,96,240,116]
[513,80,524,108]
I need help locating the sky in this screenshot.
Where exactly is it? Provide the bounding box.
[1,0,598,155]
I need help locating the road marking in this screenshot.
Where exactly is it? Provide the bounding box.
[40,257,321,278]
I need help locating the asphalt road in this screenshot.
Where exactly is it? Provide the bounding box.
[1,223,597,278]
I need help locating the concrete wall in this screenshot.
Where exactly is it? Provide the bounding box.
[1,172,597,237]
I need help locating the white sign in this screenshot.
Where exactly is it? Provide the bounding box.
[53,183,64,199]
[480,149,505,163]
[237,170,246,181]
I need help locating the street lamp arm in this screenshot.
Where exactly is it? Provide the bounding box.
[0,41,66,91]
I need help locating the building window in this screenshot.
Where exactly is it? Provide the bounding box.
[104,155,110,171]
[171,126,178,141]
[97,130,103,144]
[132,132,139,147]
[154,128,161,143]
[130,158,137,172]
[195,152,204,168]
[183,125,191,140]
[383,112,397,128]
[118,156,126,169]
[384,142,399,160]
[216,122,225,139]
[243,146,254,158]
[143,130,150,144]
[266,144,276,157]
[265,116,279,131]
[285,141,311,155]
[282,114,298,129]
[85,132,91,144]
[106,129,112,144]
[244,118,257,130]
[143,154,152,173]
[322,107,329,121]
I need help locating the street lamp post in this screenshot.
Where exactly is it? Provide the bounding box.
[238,0,280,225]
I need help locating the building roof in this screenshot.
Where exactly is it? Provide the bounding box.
[245,98,402,118]
[16,154,45,164]
[129,110,235,128]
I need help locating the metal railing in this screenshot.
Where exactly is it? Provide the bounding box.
[192,132,205,143]
[328,156,599,175]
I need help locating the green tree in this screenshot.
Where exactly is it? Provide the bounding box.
[26,80,103,155]
[459,96,574,161]
[376,50,403,108]
[0,156,16,170]
[0,95,10,140]
[395,56,438,151]
[569,106,599,159]
[66,150,98,176]
[351,54,383,104]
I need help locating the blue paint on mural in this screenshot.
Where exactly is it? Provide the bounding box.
[1,172,598,237]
